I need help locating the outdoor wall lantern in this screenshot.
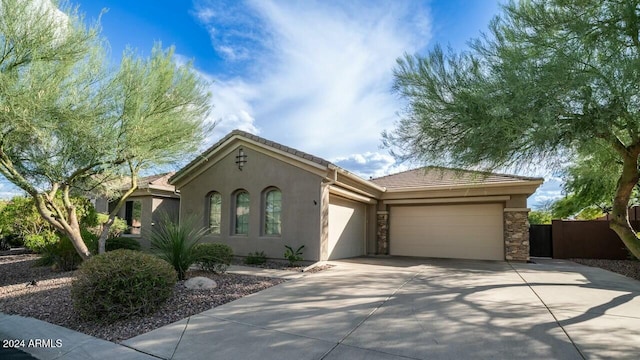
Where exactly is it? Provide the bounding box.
[236,147,248,170]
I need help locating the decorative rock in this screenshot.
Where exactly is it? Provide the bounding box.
[184,277,217,290]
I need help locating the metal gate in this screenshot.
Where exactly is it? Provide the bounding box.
[529,225,552,257]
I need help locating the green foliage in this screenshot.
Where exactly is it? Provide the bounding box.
[93,213,128,238]
[72,250,177,323]
[245,251,267,265]
[35,229,99,271]
[0,0,212,261]
[24,229,59,252]
[528,211,552,225]
[385,0,640,259]
[149,218,206,280]
[105,236,141,252]
[195,243,234,273]
[575,207,606,221]
[0,196,96,250]
[284,245,305,266]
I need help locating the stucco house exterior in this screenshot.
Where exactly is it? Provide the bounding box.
[92,172,180,247]
[170,130,543,262]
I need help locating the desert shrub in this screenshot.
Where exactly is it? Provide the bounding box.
[35,229,99,271]
[284,245,305,266]
[72,250,177,323]
[91,213,128,238]
[195,243,233,273]
[150,217,206,280]
[105,236,141,252]
[0,237,9,251]
[23,229,59,253]
[245,250,267,265]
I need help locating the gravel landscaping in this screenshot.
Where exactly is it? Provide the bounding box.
[0,253,285,343]
[570,258,640,282]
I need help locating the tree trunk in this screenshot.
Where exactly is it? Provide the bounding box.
[98,216,114,254]
[609,153,640,259]
[32,194,92,260]
[97,168,139,254]
[68,227,91,260]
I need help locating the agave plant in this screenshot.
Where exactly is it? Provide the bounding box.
[149,215,207,280]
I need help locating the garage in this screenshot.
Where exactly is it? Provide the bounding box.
[328,195,366,260]
[389,203,504,260]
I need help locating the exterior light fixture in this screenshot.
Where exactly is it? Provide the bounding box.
[235,147,247,170]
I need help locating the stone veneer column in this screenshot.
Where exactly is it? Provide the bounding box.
[376,211,389,255]
[504,208,530,261]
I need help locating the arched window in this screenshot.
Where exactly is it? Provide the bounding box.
[208,192,222,234]
[234,190,250,235]
[264,188,282,236]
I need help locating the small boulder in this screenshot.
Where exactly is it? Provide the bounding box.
[184,276,217,290]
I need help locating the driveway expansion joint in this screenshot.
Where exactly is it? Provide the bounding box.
[319,267,427,360]
[509,262,587,360]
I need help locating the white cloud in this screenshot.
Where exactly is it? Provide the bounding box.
[206,79,259,141]
[192,0,431,168]
[528,176,565,209]
[332,152,407,179]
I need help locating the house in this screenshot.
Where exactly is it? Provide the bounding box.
[92,172,180,247]
[170,130,543,262]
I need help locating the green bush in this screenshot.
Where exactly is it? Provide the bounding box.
[106,236,141,252]
[35,229,99,271]
[93,213,128,238]
[284,245,305,266]
[150,217,206,280]
[245,251,267,265]
[195,243,233,273]
[71,250,177,323]
[23,229,59,253]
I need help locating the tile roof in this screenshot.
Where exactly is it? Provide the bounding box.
[171,130,332,183]
[117,172,175,191]
[371,166,542,189]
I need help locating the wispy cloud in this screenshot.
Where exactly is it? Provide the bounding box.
[333,152,407,179]
[529,177,564,208]
[192,0,431,167]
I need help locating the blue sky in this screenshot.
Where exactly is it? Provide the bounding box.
[0,0,562,206]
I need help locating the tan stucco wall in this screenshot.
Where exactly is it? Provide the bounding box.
[177,146,324,261]
[366,203,377,255]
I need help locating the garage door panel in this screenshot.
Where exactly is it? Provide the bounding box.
[390,204,503,261]
[328,196,365,260]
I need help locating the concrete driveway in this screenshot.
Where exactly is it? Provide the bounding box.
[124,257,640,360]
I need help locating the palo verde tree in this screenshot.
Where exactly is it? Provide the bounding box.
[384,0,640,258]
[0,0,211,259]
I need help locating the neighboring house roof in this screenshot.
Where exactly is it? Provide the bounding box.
[113,172,175,192]
[372,167,543,190]
[135,172,175,191]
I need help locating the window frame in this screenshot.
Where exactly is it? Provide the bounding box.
[262,187,282,236]
[233,190,250,235]
[208,192,222,235]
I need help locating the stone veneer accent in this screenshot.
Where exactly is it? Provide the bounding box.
[376,211,389,255]
[504,208,530,261]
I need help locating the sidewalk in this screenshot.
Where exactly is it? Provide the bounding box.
[0,265,303,360]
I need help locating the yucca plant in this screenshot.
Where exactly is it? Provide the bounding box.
[149,216,206,280]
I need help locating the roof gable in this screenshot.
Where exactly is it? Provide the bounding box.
[170,130,334,185]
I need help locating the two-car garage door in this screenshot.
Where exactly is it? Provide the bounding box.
[390,203,504,261]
